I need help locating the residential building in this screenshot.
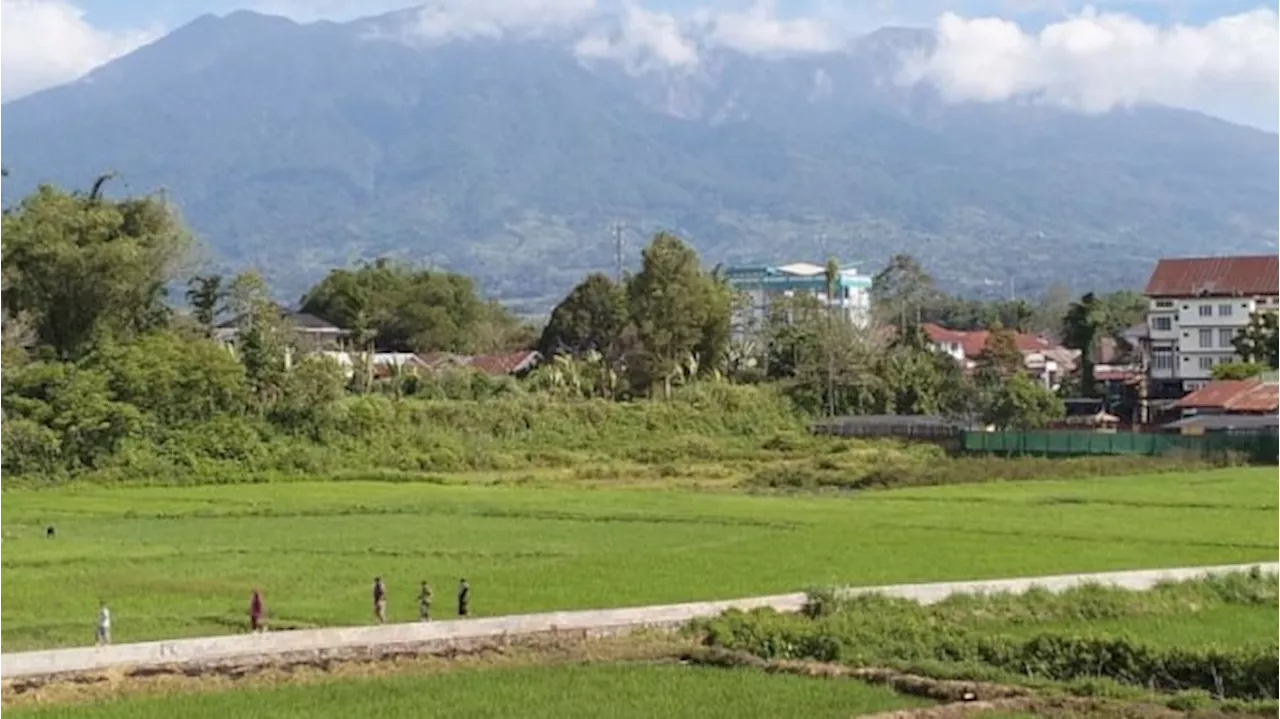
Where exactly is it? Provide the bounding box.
[1141,255,1280,396]
[321,350,543,380]
[725,262,873,338]
[215,306,350,352]
[1173,377,1279,416]
[1163,376,1280,435]
[921,323,1075,390]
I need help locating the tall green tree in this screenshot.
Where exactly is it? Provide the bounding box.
[538,273,628,359]
[627,232,729,397]
[226,272,290,409]
[1,179,192,359]
[974,324,1024,383]
[871,254,938,330]
[185,274,226,336]
[1062,292,1106,397]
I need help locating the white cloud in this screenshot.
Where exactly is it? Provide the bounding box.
[574,3,699,73]
[1,0,158,101]
[403,0,596,42]
[700,0,842,55]
[898,6,1280,129]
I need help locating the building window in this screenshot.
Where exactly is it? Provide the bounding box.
[1198,305,1213,317]
[1197,329,1213,347]
[1218,304,1232,317]
[1198,356,1214,370]
[1155,300,1174,308]
[1152,350,1173,370]
[1218,328,1234,348]
[1151,316,1172,331]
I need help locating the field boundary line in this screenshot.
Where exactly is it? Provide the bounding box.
[3,562,1274,681]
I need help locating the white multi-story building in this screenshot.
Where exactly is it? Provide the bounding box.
[725,262,873,340]
[1142,255,1279,396]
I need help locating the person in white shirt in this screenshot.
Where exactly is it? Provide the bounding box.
[96,602,111,646]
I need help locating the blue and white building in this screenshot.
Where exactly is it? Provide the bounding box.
[725,262,873,336]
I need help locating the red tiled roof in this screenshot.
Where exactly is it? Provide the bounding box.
[466,351,541,376]
[1144,255,1279,298]
[416,352,468,370]
[1173,379,1260,409]
[1224,382,1280,413]
[922,323,1058,359]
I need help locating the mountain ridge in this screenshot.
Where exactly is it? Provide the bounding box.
[2,9,1275,309]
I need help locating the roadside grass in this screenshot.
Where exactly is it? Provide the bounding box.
[4,663,931,719]
[1,467,1273,650]
[699,572,1280,700]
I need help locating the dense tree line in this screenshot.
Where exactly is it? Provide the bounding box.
[6,177,1201,479]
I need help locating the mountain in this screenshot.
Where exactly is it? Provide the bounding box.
[2,9,1276,310]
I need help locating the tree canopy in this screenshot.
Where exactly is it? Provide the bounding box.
[300,259,530,353]
[1,179,192,359]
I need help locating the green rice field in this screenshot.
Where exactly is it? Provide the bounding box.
[2,467,1273,650]
[4,663,929,719]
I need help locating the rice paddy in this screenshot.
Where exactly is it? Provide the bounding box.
[2,467,1272,650]
[3,662,930,718]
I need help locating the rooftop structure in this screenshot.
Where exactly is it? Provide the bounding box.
[725,261,873,335]
[1140,255,1280,396]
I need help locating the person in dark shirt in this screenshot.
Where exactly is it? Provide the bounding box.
[250,589,265,633]
[418,581,433,621]
[457,578,471,617]
[46,525,56,539]
[373,577,387,623]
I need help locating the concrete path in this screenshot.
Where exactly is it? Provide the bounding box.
[2,562,1273,681]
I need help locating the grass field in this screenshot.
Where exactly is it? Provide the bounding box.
[5,663,929,719]
[2,467,1273,650]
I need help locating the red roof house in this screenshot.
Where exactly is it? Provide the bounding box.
[1144,255,1279,298]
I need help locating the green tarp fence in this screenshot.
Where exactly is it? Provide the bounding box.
[962,430,1278,462]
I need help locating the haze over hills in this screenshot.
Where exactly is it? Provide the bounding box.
[2,7,1276,310]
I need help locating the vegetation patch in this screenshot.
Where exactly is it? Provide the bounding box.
[697,571,1280,701]
[2,468,1273,650]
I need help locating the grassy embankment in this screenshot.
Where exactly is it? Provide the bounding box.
[699,570,1279,702]
[19,384,1237,490]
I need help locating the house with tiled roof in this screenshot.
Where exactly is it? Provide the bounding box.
[1163,376,1280,435]
[1141,255,1279,397]
[921,323,1076,390]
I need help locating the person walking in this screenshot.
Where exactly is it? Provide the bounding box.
[96,601,111,646]
[418,581,433,621]
[373,577,387,624]
[457,578,471,618]
[250,588,265,633]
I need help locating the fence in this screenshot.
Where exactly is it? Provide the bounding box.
[962,430,1278,462]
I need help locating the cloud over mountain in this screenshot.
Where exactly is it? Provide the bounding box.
[897,6,1279,130]
[0,0,158,101]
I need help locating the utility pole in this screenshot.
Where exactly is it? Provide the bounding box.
[613,222,624,283]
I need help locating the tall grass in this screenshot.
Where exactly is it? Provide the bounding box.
[24,384,806,485]
[698,572,1280,700]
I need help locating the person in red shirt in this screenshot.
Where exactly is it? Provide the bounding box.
[250,589,265,633]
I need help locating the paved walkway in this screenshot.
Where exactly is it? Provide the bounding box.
[2,562,1273,680]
